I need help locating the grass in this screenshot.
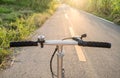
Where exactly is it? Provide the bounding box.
[0,7,12,13]
[0,0,59,69]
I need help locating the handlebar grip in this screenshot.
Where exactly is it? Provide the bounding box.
[10,41,38,47]
[80,41,111,48]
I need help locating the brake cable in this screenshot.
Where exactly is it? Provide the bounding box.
[62,34,87,40]
[50,46,58,78]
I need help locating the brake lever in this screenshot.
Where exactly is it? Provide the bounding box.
[80,34,87,40]
[62,34,87,40]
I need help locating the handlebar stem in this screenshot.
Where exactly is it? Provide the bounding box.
[57,45,64,78]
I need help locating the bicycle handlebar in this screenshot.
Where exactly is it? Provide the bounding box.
[10,41,38,47]
[79,41,111,48]
[10,40,111,48]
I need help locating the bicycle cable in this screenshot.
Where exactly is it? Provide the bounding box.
[50,46,58,78]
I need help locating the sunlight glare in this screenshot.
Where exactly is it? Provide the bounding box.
[70,0,88,8]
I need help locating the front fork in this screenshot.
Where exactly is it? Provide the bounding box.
[57,45,65,78]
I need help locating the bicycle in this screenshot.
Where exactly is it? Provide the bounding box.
[10,34,111,78]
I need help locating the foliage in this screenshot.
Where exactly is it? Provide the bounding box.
[63,0,120,24]
[0,0,58,66]
[82,0,120,24]
[0,0,15,5]
[0,7,12,13]
[0,48,10,64]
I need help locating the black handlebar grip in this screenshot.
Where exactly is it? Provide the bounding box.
[80,41,111,48]
[10,41,38,47]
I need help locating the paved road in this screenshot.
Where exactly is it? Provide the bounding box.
[0,4,120,78]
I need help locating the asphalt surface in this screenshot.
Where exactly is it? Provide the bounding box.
[0,4,120,78]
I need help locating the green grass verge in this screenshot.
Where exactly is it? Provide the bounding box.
[0,0,59,69]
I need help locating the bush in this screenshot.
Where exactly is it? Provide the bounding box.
[0,0,15,5]
[0,7,12,13]
[0,0,58,67]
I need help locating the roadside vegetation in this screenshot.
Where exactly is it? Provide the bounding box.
[0,0,58,68]
[63,0,120,25]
